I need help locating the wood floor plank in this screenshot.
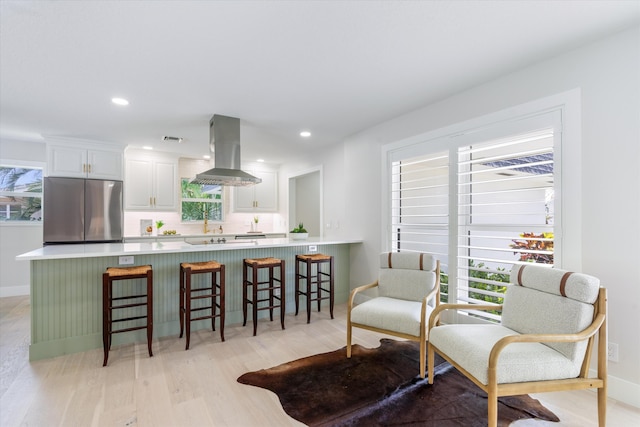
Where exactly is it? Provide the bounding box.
[1,295,639,426]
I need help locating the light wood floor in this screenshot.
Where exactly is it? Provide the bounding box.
[1,295,639,426]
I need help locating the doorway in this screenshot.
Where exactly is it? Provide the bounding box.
[288,167,322,237]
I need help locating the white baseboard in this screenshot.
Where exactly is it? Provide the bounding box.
[590,369,640,408]
[0,285,29,298]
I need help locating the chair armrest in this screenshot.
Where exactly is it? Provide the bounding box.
[348,281,379,311]
[428,303,503,329]
[488,313,607,371]
[424,283,439,305]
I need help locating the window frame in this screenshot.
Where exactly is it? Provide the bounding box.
[179,177,224,223]
[381,91,582,322]
[0,159,45,226]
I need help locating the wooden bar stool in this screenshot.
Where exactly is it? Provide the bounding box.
[242,257,285,336]
[179,260,225,350]
[102,265,153,366]
[295,254,334,323]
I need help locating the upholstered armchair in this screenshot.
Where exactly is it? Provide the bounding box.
[347,252,440,378]
[428,264,607,427]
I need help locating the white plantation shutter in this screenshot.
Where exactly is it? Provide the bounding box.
[390,152,449,254]
[456,129,555,321]
[390,151,450,300]
[386,110,560,318]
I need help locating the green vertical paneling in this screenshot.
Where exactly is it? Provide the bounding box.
[29,244,351,360]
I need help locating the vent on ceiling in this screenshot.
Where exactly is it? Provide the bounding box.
[162,136,184,143]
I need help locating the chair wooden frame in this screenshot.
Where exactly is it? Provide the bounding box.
[347,260,440,379]
[427,287,608,427]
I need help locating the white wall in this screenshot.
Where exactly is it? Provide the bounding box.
[280,141,346,238]
[293,172,321,236]
[339,26,640,404]
[0,140,46,296]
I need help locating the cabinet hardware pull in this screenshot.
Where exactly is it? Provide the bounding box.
[153,197,156,206]
[83,164,86,173]
[88,164,91,173]
[150,197,153,206]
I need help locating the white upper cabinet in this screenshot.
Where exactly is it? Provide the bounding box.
[47,142,123,180]
[124,150,177,211]
[233,169,278,212]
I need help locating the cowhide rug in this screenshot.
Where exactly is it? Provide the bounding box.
[237,338,559,426]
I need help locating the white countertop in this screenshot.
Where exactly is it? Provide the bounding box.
[16,237,362,261]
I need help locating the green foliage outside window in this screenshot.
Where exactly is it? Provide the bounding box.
[440,272,449,303]
[440,232,554,310]
[180,179,223,222]
[468,260,509,316]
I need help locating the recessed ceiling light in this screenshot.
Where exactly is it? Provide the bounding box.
[257,158,265,162]
[142,146,153,150]
[111,97,129,106]
[203,154,211,159]
[300,131,311,138]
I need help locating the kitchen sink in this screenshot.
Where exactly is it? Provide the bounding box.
[185,239,215,245]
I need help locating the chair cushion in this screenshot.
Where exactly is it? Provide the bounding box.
[505,264,598,367]
[378,252,437,302]
[379,269,436,302]
[510,264,600,304]
[350,297,430,337]
[502,286,593,366]
[429,324,579,385]
[380,252,437,271]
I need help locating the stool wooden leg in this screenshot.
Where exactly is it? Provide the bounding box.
[269,266,275,322]
[179,266,185,338]
[185,269,191,350]
[102,273,109,366]
[280,260,286,330]
[306,260,312,324]
[295,258,300,316]
[329,257,334,319]
[220,265,225,342]
[316,263,322,313]
[211,270,217,332]
[147,270,153,357]
[252,264,258,336]
[242,262,248,327]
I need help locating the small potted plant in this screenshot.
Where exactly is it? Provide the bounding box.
[290,222,309,240]
[155,220,164,235]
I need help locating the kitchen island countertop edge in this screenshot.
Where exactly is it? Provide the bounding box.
[16,237,363,261]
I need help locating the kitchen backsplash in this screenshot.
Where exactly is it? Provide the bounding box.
[123,210,287,237]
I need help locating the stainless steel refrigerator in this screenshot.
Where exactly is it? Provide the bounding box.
[43,177,124,244]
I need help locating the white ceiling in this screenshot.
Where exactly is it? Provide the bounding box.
[1,1,639,165]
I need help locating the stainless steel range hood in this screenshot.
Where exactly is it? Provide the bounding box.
[191,115,262,186]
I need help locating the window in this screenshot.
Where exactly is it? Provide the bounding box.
[180,178,223,222]
[457,130,554,321]
[386,109,561,322]
[0,165,43,221]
